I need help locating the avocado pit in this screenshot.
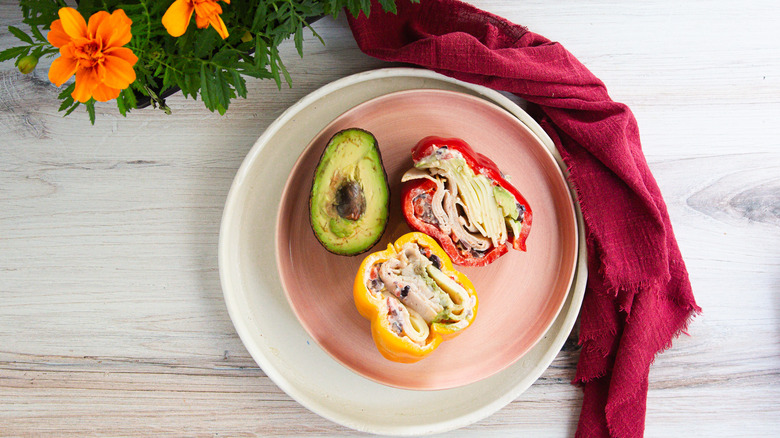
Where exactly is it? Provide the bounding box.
[334,180,366,221]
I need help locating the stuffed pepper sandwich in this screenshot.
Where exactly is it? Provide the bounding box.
[354,232,478,363]
[401,136,532,267]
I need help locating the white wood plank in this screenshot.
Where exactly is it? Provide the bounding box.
[1,0,779,436]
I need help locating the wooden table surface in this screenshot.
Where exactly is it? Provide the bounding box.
[2,1,779,436]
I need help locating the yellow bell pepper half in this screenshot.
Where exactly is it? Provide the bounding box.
[353,232,478,363]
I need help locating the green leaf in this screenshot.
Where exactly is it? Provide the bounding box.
[276,55,292,88]
[40,47,59,56]
[306,22,325,46]
[199,64,211,109]
[8,26,34,44]
[30,45,44,58]
[215,69,231,109]
[200,63,218,111]
[19,0,61,28]
[235,62,272,79]
[268,47,281,90]
[293,24,303,57]
[211,49,235,66]
[322,0,342,16]
[116,91,127,116]
[184,71,199,99]
[254,36,267,69]
[63,101,80,117]
[0,46,28,62]
[86,100,96,125]
[162,66,173,90]
[252,3,267,30]
[361,0,372,15]
[29,24,46,42]
[77,0,105,17]
[123,87,137,109]
[193,28,217,59]
[58,95,74,112]
[378,0,398,13]
[13,46,32,64]
[346,0,362,17]
[57,83,76,100]
[230,70,247,98]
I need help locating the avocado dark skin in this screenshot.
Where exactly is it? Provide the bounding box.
[309,128,390,255]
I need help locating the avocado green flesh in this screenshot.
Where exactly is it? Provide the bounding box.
[493,185,519,220]
[309,129,389,255]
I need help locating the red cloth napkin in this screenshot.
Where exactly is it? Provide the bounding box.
[347,1,700,437]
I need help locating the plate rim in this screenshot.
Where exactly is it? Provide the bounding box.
[274,87,578,390]
[218,67,588,435]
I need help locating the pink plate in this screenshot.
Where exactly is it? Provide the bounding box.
[276,89,577,390]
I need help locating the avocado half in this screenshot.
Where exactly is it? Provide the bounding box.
[309,128,390,255]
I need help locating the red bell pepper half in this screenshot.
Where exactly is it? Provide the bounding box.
[401,136,532,267]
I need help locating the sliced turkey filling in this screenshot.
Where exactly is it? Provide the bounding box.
[402,148,525,256]
[366,242,475,346]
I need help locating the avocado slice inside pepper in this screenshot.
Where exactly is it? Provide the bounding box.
[413,153,522,248]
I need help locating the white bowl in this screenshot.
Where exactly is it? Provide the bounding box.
[218,68,587,435]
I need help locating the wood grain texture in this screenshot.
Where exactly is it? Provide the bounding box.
[1,0,779,436]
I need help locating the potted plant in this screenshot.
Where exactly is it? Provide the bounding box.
[1,0,412,123]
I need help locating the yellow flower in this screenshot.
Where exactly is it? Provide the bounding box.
[162,0,230,39]
[47,7,137,103]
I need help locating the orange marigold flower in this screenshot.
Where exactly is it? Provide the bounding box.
[162,0,230,40]
[47,7,137,103]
